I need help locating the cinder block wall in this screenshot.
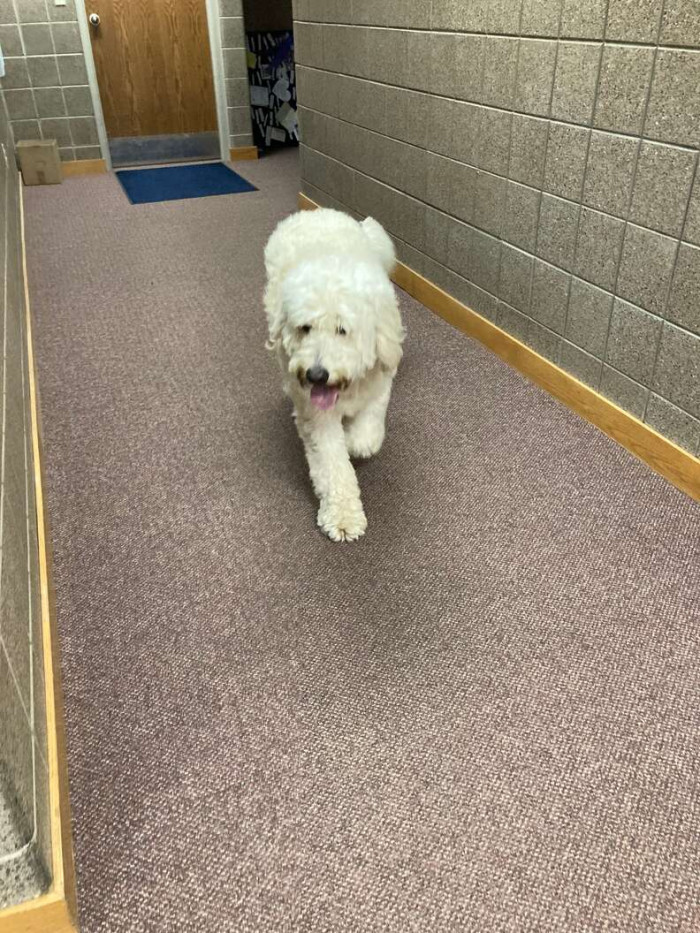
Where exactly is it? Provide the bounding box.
[0,0,99,163]
[220,0,254,150]
[294,0,700,456]
[0,92,51,899]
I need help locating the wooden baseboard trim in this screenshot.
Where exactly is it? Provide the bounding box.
[0,190,78,932]
[62,158,107,178]
[298,192,700,502]
[229,146,259,161]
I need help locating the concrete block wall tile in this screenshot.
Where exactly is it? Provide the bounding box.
[560,0,607,39]
[48,0,76,21]
[616,224,677,316]
[17,0,46,23]
[470,229,501,294]
[645,50,700,148]
[652,324,700,418]
[364,27,408,87]
[446,220,474,280]
[0,23,22,54]
[426,153,456,215]
[566,278,614,357]
[34,87,66,119]
[473,171,506,237]
[453,35,486,104]
[574,208,625,291]
[0,650,34,830]
[21,24,53,55]
[486,0,524,34]
[667,243,700,335]
[531,259,571,333]
[425,208,453,265]
[295,22,325,69]
[499,244,534,314]
[470,283,500,322]
[430,0,486,32]
[645,394,700,455]
[382,0,432,29]
[57,53,87,86]
[427,96,459,159]
[502,181,541,252]
[605,0,664,42]
[537,194,580,271]
[481,37,519,110]
[551,41,601,125]
[527,320,562,361]
[594,45,655,136]
[600,366,649,416]
[583,131,639,217]
[606,298,663,384]
[509,114,549,188]
[406,30,433,93]
[0,0,16,20]
[450,102,479,167]
[430,32,458,99]
[40,117,72,146]
[451,162,478,225]
[28,56,60,88]
[498,302,531,341]
[686,172,700,247]
[560,340,603,387]
[385,88,431,149]
[543,122,588,201]
[337,74,386,134]
[220,16,244,49]
[1,504,30,711]
[51,21,82,54]
[660,0,700,47]
[630,143,697,237]
[473,108,512,177]
[515,39,558,117]
[4,89,37,120]
[520,0,563,37]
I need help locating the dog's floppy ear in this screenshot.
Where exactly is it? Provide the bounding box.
[264,282,285,352]
[375,293,404,372]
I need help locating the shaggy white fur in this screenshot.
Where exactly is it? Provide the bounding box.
[264,208,405,541]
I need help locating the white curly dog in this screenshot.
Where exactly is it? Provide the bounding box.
[264,208,404,542]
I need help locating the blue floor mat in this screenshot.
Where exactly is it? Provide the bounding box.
[116,161,257,204]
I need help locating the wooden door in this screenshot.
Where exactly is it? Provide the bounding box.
[87,0,218,138]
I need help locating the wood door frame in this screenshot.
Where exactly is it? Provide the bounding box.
[75,0,232,169]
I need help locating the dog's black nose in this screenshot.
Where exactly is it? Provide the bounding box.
[306,366,329,385]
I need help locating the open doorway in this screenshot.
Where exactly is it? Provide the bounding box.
[242,0,297,155]
[85,0,219,167]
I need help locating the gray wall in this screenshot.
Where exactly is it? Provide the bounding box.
[294,0,700,457]
[0,0,99,163]
[220,0,254,150]
[0,92,51,902]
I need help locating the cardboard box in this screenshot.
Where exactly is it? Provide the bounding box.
[16,139,62,186]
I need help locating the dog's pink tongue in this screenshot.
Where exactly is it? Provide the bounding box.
[310,385,340,410]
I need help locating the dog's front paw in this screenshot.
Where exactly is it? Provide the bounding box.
[317,499,367,542]
[345,420,385,460]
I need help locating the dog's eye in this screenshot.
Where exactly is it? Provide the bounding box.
[337,326,347,336]
[299,324,311,335]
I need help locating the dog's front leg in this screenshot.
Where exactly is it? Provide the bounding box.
[297,414,367,542]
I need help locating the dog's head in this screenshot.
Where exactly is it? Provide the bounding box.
[276,256,403,411]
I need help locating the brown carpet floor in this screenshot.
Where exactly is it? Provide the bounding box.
[25,151,700,932]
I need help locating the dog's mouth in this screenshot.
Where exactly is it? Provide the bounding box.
[309,383,340,410]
